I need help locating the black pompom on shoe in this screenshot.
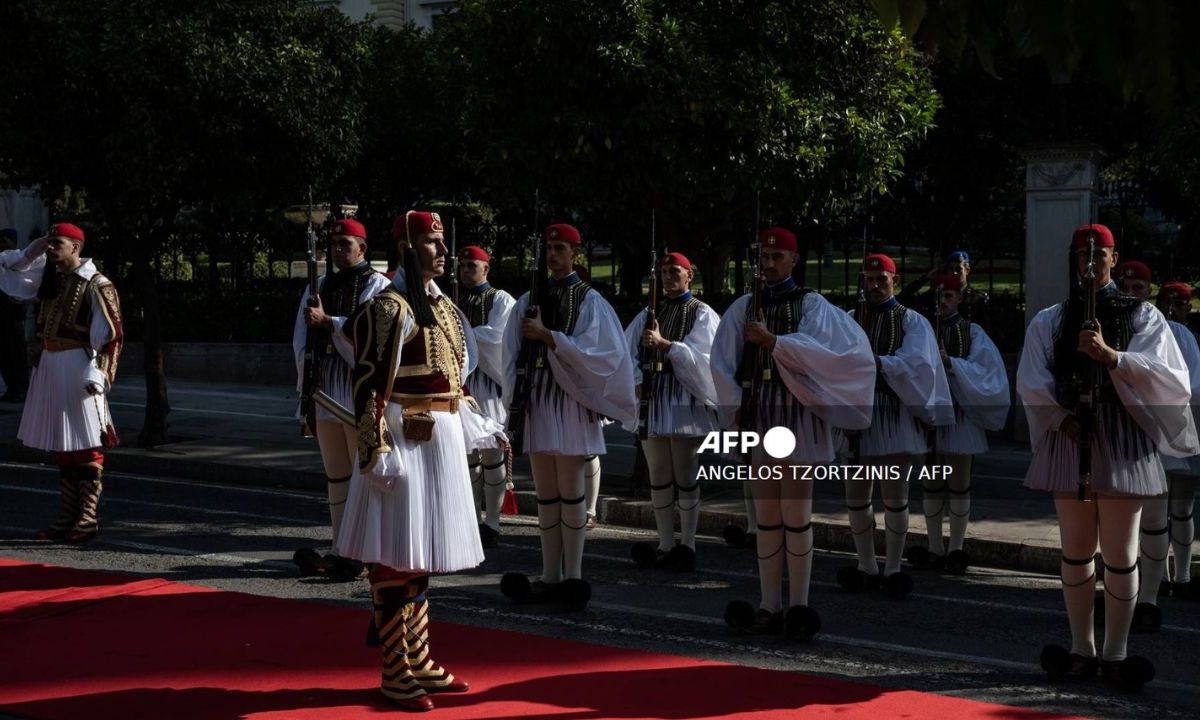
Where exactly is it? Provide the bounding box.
[724,600,755,631]
[665,545,696,571]
[1131,602,1162,633]
[784,605,821,642]
[943,549,970,575]
[559,578,591,611]
[882,571,914,599]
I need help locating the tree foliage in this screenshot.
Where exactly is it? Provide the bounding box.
[440,0,939,293]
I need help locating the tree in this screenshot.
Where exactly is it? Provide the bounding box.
[440,0,939,297]
[869,0,1200,117]
[0,0,373,445]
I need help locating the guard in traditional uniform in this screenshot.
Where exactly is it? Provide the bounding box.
[899,249,992,331]
[0,224,122,543]
[336,211,483,712]
[1156,281,1200,601]
[1019,225,1197,691]
[839,253,953,599]
[455,244,517,547]
[712,228,875,639]
[292,218,390,580]
[625,251,720,570]
[500,223,637,610]
[907,274,1010,574]
[1115,265,1200,629]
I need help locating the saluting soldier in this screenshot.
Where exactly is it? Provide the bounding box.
[1,224,122,543]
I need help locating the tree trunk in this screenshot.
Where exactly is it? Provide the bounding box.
[134,229,171,447]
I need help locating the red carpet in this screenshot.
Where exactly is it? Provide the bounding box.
[0,558,1081,720]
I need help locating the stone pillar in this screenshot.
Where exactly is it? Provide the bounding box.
[1015,144,1101,443]
[1021,144,1102,328]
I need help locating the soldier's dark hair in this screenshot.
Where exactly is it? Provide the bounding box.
[402,244,436,327]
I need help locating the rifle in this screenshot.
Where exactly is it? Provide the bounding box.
[505,191,544,456]
[299,188,323,438]
[450,215,460,305]
[736,193,764,441]
[637,210,660,440]
[850,197,871,460]
[1077,234,1099,502]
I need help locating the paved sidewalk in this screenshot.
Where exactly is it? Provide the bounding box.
[2,376,1195,576]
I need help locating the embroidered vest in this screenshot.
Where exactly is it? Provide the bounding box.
[458,285,499,328]
[938,314,973,359]
[533,279,591,366]
[392,295,467,398]
[37,271,100,346]
[314,263,376,360]
[645,295,702,375]
[1053,293,1149,460]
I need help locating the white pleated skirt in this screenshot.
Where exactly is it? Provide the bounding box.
[1024,430,1166,497]
[466,371,507,427]
[18,348,110,452]
[859,391,927,456]
[522,369,606,456]
[646,374,719,439]
[335,403,485,573]
[935,407,988,455]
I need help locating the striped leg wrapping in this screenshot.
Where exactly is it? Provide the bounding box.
[51,469,80,532]
[405,599,458,690]
[371,579,427,702]
[73,467,103,533]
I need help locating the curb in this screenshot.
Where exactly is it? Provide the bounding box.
[511,490,1064,576]
[2,442,1061,576]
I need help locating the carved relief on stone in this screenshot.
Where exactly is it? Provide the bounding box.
[1031,161,1086,188]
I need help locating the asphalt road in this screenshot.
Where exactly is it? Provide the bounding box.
[2,459,1198,720]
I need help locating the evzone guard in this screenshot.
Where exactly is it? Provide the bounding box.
[1018,225,1197,691]
[500,222,637,610]
[335,210,499,712]
[906,274,1010,575]
[0,224,122,543]
[1114,262,1200,631]
[292,218,390,580]
[1154,280,1200,601]
[624,251,721,571]
[454,244,517,547]
[839,253,953,599]
[711,228,875,638]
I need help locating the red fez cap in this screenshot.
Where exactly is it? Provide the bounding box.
[660,252,692,271]
[1117,261,1151,283]
[330,218,367,240]
[759,227,797,252]
[573,263,591,282]
[863,253,897,274]
[932,274,962,292]
[404,211,444,243]
[545,223,581,246]
[459,245,490,263]
[50,223,85,243]
[1071,224,1115,250]
[1160,281,1193,300]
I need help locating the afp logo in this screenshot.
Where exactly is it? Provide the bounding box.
[697,427,796,459]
